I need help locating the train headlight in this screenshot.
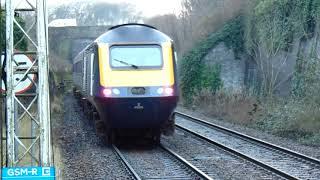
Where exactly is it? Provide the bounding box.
[112,88,120,95]
[157,87,174,96]
[165,87,174,95]
[157,87,164,94]
[102,88,112,97]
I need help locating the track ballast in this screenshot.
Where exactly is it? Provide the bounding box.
[175,111,320,180]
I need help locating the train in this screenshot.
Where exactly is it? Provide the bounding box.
[72,23,179,144]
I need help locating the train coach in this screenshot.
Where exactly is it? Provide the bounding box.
[72,23,179,144]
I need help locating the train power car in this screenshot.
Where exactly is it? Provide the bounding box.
[72,23,179,144]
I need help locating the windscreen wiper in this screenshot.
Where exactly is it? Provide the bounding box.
[113,59,139,69]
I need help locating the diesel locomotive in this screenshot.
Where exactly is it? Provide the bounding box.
[72,24,179,144]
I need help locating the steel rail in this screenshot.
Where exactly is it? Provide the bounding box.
[175,111,320,179]
[175,111,320,165]
[112,145,142,180]
[175,124,296,180]
[160,144,213,180]
[113,143,212,180]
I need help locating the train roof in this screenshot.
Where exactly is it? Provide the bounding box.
[95,23,172,44]
[108,23,157,30]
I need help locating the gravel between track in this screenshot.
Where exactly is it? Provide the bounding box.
[52,93,132,179]
[175,117,320,179]
[117,145,199,179]
[162,129,282,180]
[176,106,320,160]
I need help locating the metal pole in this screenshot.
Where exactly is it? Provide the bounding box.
[37,0,51,166]
[5,0,15,167]
[1,0,4,172]
[4,0,53,167]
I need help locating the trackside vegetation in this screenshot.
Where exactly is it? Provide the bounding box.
[179,0,320,146]
[0,11,28,52]
[179,17,244,103]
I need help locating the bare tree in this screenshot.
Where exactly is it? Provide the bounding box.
[147,0,246,55]
[245,0,306,97]
[146,14,180,50]
[49,2,142,26]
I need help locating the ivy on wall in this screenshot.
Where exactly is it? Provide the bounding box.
[177,0,320,102]
[179,16,244,103]
[200,65,223,92]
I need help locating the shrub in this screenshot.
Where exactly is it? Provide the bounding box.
[200,65,223,93]
[192,89,260,125]
[256,99,320,146]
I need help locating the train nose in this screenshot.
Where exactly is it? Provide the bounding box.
[107,99,159,128]
[95,97,177,129]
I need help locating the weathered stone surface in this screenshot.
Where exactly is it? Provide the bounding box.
[202,37,319,96]
[49,26,110,61]
[203,42,246,92]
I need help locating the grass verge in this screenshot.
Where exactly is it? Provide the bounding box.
[190,89,320,146]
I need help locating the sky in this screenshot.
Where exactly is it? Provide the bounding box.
[47,0,183,17]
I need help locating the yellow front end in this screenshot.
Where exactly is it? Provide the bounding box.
[98,42,175,88]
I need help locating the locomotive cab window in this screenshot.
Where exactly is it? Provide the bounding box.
[110,45,163,69]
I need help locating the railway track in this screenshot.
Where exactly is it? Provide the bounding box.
[174,111,320,180]
[162,128,283,179]
[112,144,212,180]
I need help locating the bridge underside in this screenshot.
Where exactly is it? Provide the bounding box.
[49,26,110,62]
